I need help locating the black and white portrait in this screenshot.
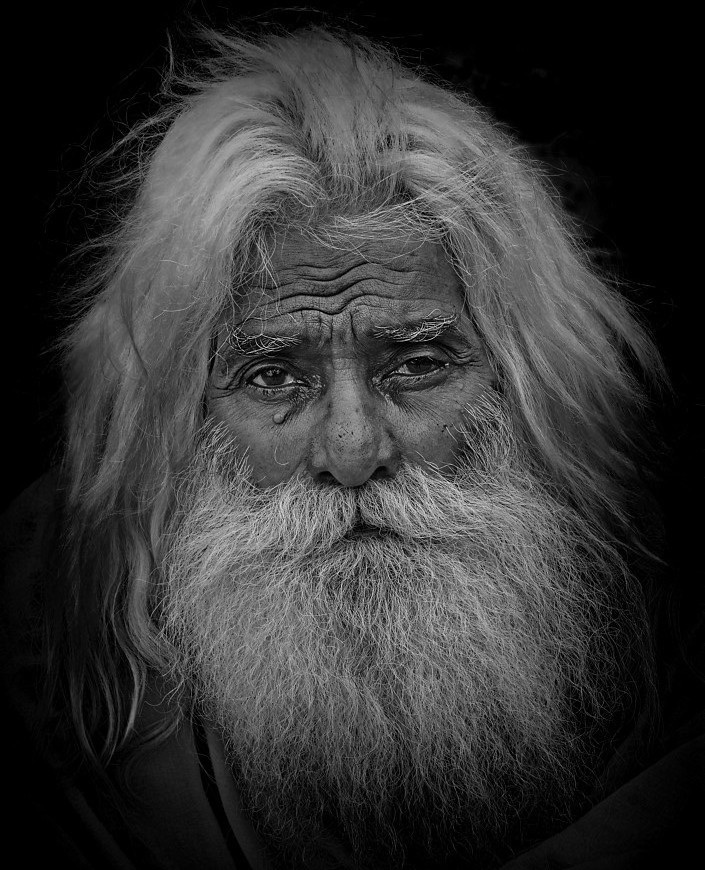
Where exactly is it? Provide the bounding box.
[2,5,701,868]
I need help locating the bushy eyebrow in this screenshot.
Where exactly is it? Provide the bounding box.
[371,313,464,343]
[225,328,303,357]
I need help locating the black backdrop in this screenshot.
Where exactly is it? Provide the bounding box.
[6,3,698,597]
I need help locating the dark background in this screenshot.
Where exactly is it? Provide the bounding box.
[6,3,699,593]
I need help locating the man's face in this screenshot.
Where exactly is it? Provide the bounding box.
[164,232,637,867]
[208,233,494,487]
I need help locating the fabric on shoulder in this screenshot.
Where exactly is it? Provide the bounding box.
[500,730,703,869]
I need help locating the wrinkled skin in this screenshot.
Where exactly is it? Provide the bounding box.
[209,234,494,487]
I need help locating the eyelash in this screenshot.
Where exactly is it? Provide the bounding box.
[242,354,451,397]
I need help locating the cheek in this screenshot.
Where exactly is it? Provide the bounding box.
[396,409,466,469]
[393,377,491,469]
[208,399,309,486]
[248,440,303,486]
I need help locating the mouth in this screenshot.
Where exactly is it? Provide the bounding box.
[342,521,390,541]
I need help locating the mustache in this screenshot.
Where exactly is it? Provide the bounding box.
[178,393,519,557]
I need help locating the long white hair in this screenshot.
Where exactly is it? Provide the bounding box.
[47,25,666,768]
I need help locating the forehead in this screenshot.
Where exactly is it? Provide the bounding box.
[233,232,465,330]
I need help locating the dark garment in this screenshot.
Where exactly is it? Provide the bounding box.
[2,475,703,869]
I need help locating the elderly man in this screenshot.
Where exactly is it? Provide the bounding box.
[1,24,701,870]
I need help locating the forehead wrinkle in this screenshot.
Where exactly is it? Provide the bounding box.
[234,277,434,330]
[261,236,445,299]
[270,258,426,281]
[260,287,415,320]
[259,267,424,302]
[264,260,419,287]
[225,239,468,354]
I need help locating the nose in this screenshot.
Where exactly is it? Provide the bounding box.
[308,378,399,487]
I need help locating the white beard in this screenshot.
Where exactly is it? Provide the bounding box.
[158,394,648,869]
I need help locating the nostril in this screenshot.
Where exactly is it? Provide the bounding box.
[316,471,339,487]
[370,466,393,482]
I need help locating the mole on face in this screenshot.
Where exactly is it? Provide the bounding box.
[209,233,494,487]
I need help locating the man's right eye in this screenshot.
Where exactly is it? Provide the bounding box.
[247,366,297,389]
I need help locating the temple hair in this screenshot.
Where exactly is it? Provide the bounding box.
[46,23,668,770]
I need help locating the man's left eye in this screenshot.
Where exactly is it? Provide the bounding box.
[394,356,447,377]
